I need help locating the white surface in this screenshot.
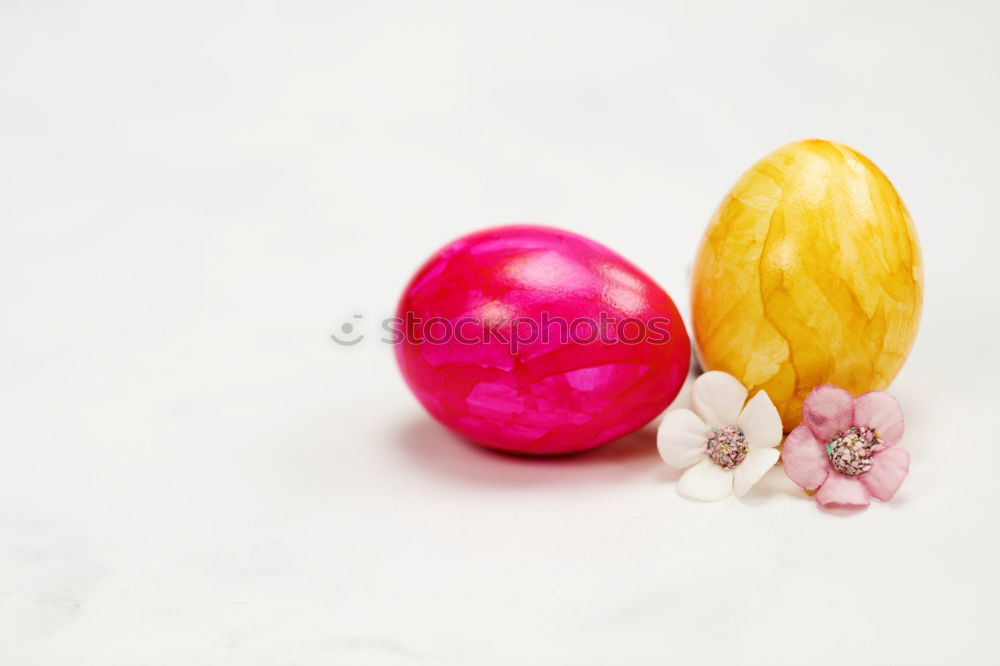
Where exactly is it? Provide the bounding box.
[2,1,999,664]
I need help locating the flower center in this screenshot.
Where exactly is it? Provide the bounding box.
[826,426,881,476]
[706,426,748,470]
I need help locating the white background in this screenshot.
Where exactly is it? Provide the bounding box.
[2,1,998,664]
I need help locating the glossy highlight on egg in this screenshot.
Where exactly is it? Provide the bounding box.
[395,225,691,455]
[691,139,923,431]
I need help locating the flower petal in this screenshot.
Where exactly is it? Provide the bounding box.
[733,447,780,497]
[815,473,870,507]
[860,448,909,501]
[781,425,832,491]
[657,408,709,469]
[801,385,854,441]
[676,458,734,502]
[737,390,782,449]
[853,391,904,448]
[692,371,748,428]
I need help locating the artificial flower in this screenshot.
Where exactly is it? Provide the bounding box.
[782,386,909,507]
[657,371,782,501]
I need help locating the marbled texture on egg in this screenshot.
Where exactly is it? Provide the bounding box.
[396,225,690,455]
[691,139,923,431]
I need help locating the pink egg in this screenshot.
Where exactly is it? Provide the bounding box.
[394,225,690,455]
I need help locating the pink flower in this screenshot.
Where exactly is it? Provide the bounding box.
[782,386,909,507]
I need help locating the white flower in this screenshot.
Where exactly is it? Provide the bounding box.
[657,371,782,501]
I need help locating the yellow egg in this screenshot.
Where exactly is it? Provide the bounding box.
[691,139,923,431]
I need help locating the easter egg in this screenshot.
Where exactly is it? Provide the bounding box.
[691,139,923,431]
[395,225,690,455]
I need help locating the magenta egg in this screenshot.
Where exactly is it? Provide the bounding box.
[394,225,690,455]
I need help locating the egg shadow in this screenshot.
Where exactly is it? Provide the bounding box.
[393,416,676,488]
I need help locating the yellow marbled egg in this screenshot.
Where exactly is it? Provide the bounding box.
[691,139,923,431]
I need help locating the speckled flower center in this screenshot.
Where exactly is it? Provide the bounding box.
[706,426,748,470]
[826,426,880,476]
